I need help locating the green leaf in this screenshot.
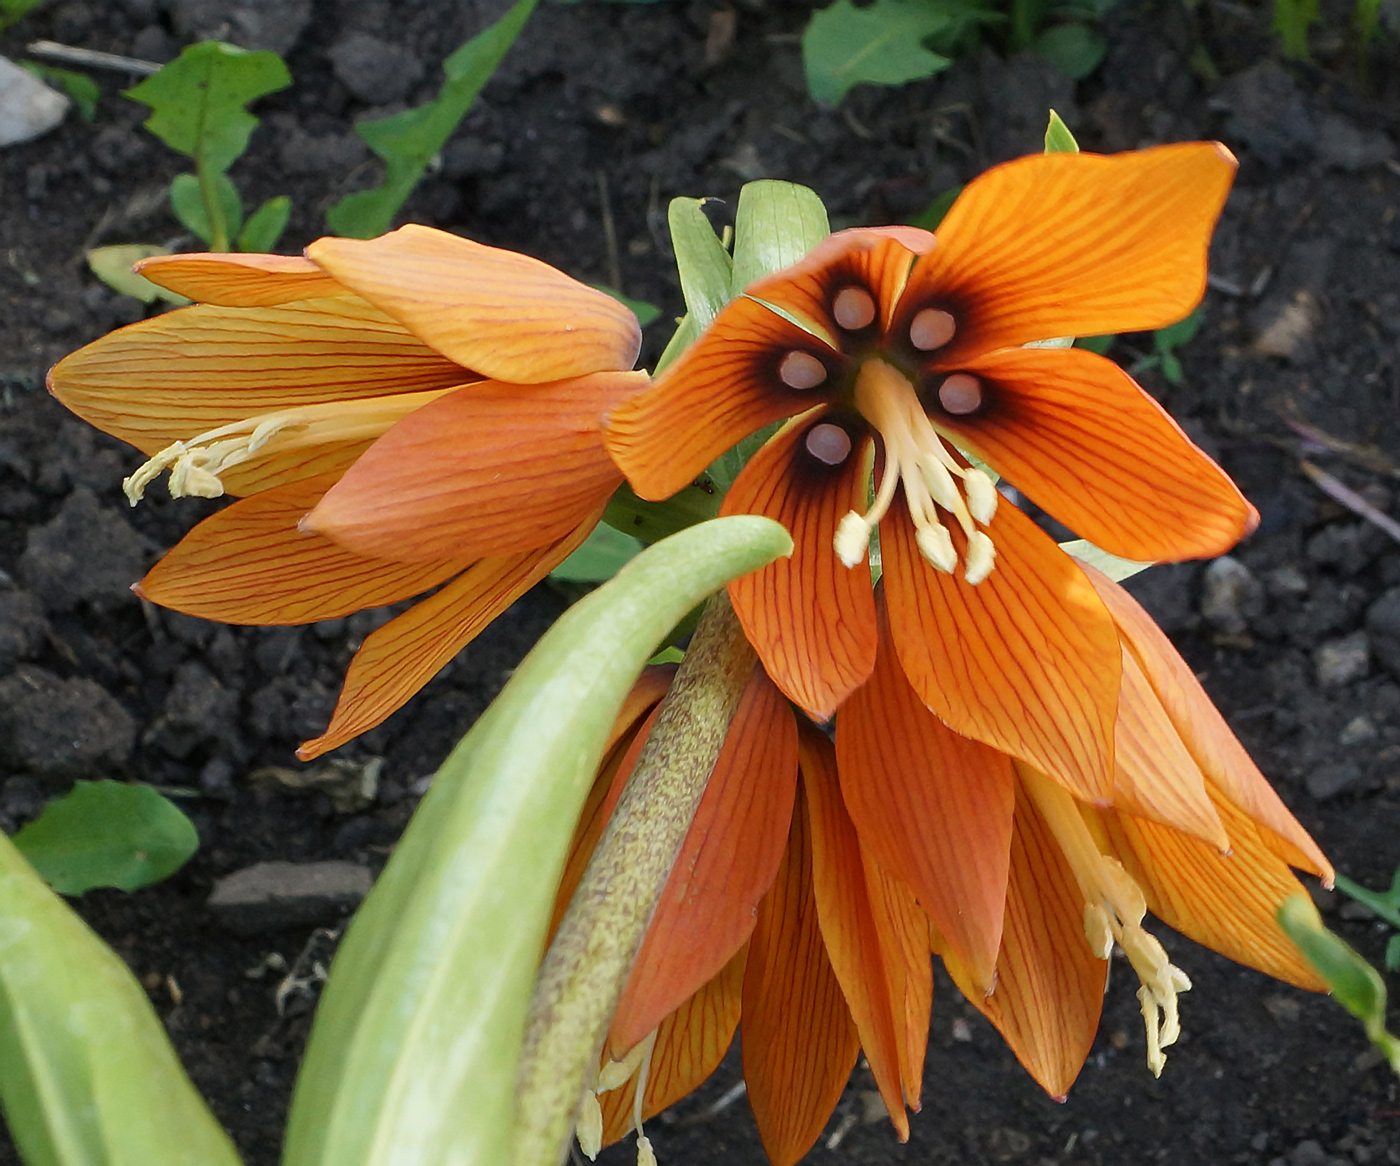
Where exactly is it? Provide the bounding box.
[11,781,199,896]
[1060,538,1153,582]
[237,194,292,252]
[549,521,643,582]
[1335,871,1400,930]
[326,0,538,238]
[126,41,290,173]
[170,170,243,247]
[85,243,191,306]
[803,0,955,105]
[0,832,242,1166]
[1043,108,1080,153]
[0,0,47,33]
[1075,333,1115,355]
[282,515,791,1166]
[21,62,98,121]
[907,184,962,231]
[1033,23,1107,80]
[590,284,660,328]
[730,180,830,298]
[1154,307,1204,352]
[669,196,734,332]
[602,480,721,544]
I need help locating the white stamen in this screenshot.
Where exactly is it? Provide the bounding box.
[833,286,876,330]
[916,525,957,574]
[835,511,871,567]
[963,531,996,585]
[963,468,999,524]
[918,457,962,512]
[778,350,827,390]
[909,307,956,351]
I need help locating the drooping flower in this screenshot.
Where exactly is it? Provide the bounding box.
[605,144,1254,802]
[563,571,1331,1166]
[49,226,646,758]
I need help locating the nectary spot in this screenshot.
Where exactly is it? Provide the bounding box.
[804,422,853,465]
[937,373,983,415]
[832,286,876,331]
[909,308,956,351]
[778,350,828,390]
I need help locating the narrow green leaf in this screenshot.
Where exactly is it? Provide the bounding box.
[668,196,734,332]
[655,312,700,373]
[590,284,660,328]
[283,516,792,1166]
[85,243,190,306]
[126,41,290,173]
[549,522,643,583]
[802,0,955,105]
[0,833,243,1166]
[237,195,292,253]
[12,781,199,896]
[907,184,962,231]
[1044,108,1080,153]
[1060,538,1153,582]
[1334,873,1400,930]
[730,180,829,298]
[170,171,242,248]
[326,0,538,238]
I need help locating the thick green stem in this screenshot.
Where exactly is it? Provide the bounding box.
[512,592,756,1165]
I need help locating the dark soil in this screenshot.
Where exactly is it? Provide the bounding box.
[2,1,1400,1164]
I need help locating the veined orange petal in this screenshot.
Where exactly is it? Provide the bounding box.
[746,228,927,341]
[1098,794,1327,991]
[837,596,1014,994]
[893,142,1237,361]
[798,723,908,1139]
[137,473,469,625]
[609,669,799,1054]
[306,225,641,382]
[720,413,877,719]
[1084,567,1331,880]
[48,298,470,459]
[135,252,345,306]
[296,509,599,759]
[880,495,1120,803]
[1112,649,1229,850]
[933,346,1257,561]
[599,947,746,1146]
[303,372,645,563]
[943,776,1107,1099]
[742,784,859,1166]
[862,856,932,1109]
[604,296,847,501]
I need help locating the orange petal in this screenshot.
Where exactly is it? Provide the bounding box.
[943,776,1107,1099]
[742,783,859,1166]
[893,142,1237,361]
[135,252,345,306]
[599,946,746,1145]
[609,669,799,1054]
[1112,649,1229,850]
[932,346,1257,561]
[1085,567,1332,879]
[720,413,877,719]
[48,298,470,464]
[306,225,641,382]
[745,228,925,340]
[296,510,600,759]
[798,723,909,1138]
[137,474,468,624]
[836,597,1014,994]
[304,372,645,562]
[604,296,847,501]
[862,856,933,1109]
[1098,794,1327,991]
[880,495,1120,802]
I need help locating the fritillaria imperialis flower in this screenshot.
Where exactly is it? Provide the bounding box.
[605,143,1257,805]
[49,226,646,758]
[562,574,1331,1166]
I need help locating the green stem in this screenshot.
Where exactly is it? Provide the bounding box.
[196,155,230,252]
[512,592,756,1165]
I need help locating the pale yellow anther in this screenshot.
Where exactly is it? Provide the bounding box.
[637,1134,658,1166]
[575,1089,603,1160]
[963,468,999,525]
[916,525,957,574]
[963,531,996,585]
[835,511,872,568]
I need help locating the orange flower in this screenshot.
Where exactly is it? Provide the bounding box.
[563,573,1331,1166]
[49,226,646,758]
[605,144,1255,802]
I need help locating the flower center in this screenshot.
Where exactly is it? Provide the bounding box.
[121,390,449,504]
[834,359,998,583]
[1020,766,1193,1079]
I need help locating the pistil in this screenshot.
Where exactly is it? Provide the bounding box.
[1019,766,1193,1078]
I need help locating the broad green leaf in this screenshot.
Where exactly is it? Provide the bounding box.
[908,184,962,231]
[591,285,661,327]
[549,522,643,582]
[282,515,792,1166]
[803,0,954,106]
[326,0,537,238]
[1060,539,1153,582]
[669,196,734,332]
[603,481,720,544]
[170,170,242,247]
[730,180,829,302]
[1044,108,1080,153]
[12,781,199,896]
[126,41,290,173]
[0,833,242,1166]
[85,244,190,306]
[238,195,292,253]
[1034,23,1107,80]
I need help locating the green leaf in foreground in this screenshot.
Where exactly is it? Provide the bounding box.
[12,780,199,895]
[326,0,538,238]
[0,833,242,1166]
[802,0,954,106]
[283,516,791,1166]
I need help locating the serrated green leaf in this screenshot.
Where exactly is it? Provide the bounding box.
[1033,23,1107,80]
[282,516,791,1166]
[669,196,734,332]
[11,781,198,896]
[549,522,643,582]
[803,0,955,105]
[126,41,290,173]
[0,833,242,1166]
[1044,108,1080,153]
[238,194,292,252]
[1060,539,1153,582]
[85,243,190,305]
[170,170,243,247]
[326,0,537,238]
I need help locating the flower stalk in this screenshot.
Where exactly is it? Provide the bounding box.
[513,592,757,1166]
